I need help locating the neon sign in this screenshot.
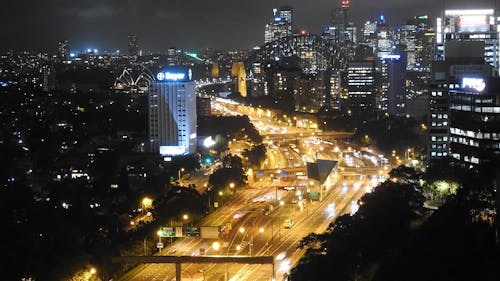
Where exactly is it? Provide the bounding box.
[462,77,486,92]
[156,69,192,82]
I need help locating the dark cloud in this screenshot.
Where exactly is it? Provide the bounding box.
[0,0,498,52]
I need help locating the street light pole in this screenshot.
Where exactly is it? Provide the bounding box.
[249,235,256,256]
[178,168,185,185]
[143,237,147,256]
[271,217,274,243]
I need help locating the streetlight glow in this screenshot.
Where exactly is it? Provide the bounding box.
[141,197,152,210]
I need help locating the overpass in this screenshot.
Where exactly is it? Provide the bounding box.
[263,131,353,140]
[113,255,275,281]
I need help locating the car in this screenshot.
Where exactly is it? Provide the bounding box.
[283,219,293,229]
[276,251,286,261]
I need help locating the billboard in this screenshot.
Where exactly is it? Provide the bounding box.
[159,145,186,156]
[156,68,193,82]
[462,77,486,93]
[456,15,490,33]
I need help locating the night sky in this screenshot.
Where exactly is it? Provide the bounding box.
[1,0,497,52]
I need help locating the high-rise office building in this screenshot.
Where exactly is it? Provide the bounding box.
[362,21,378,53]
[436,9,499,69]
[377,15,393,59]
[399,23,417,69]
[326,1,352,44]
[449,76,500,166]
[128,35,139,57]
[398,15,435,70]
[345,60,376,111]
[411,15,435,71]
[148,68,197,156]
[264,6,293,43]
[57,40,69,61]
[341,0,350,26]
[167,47,180,66]
[41,64,56,92]
[196,97,212,117]
[428,41,497,163]
[381,54,406,116]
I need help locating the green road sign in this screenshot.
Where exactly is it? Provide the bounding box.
[159,227,176,237]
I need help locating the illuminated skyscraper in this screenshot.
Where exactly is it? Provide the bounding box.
[128,35,139,57]
[436,9,499,69]
[42,64,55,92]
[264,6,293,43]
[398,15,434,70]
[341,0,350,26]
[167,47,180,66]
[428,41,497,163]
[148,68,197,156]
[345,60,376,111]
[377,14,393,59]
[363,21,378,53]
[381,54,406,116]
[57,39,69,61]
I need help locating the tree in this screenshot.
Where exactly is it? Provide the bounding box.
[290,182,425,281]
[242,144,267,168]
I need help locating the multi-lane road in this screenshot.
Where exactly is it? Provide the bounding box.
[118,99,389,281]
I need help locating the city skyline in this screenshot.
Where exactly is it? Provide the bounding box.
[1,1,499,280]
[1,0,498,52]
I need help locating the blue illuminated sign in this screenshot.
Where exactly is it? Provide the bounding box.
[381,54,401,60]
[156,69,193,82]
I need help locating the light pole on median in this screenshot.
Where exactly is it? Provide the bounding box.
[249,227,265,256]
[178,168,185,185]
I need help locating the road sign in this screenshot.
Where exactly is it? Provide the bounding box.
[184,227,201,237]
[157,242,164,249]
[159,227,176,237]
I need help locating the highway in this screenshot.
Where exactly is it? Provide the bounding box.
[117,99,389,281]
